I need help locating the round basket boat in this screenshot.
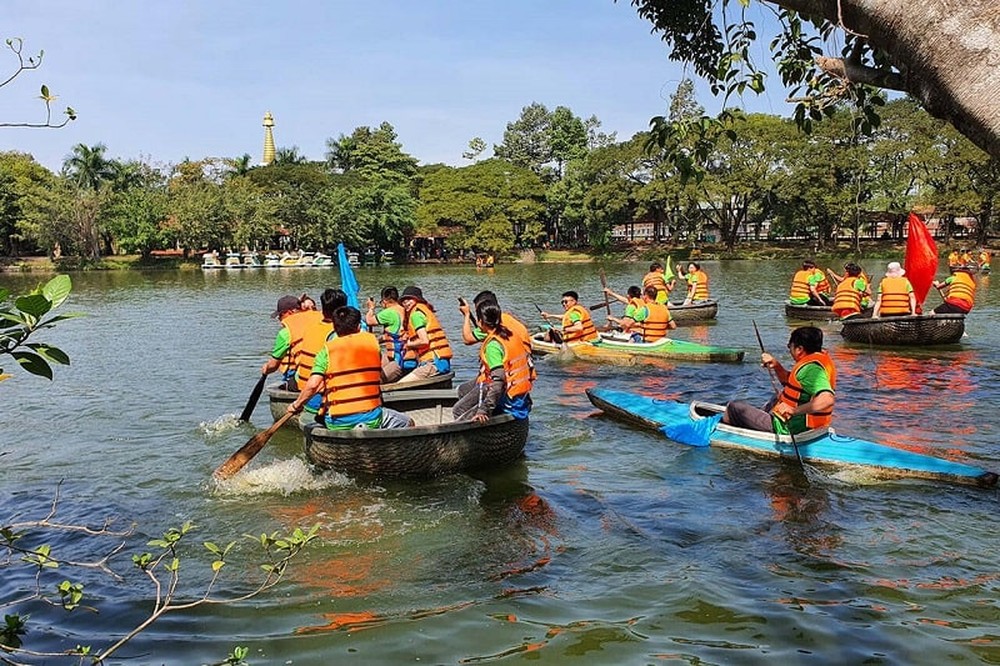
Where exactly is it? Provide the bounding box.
[840,313,965,346]
[784,301,873,321]
[303,389,529,479]
[266,371,455,421]
[668,299,718,324]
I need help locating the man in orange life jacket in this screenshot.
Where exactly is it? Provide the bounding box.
[260,294,325,390]
[723,326,836,436]
[872,261,916,318]
[539,291,600,344]
[453,300,534,422]
[932,265,976,314]
[288,306,412,429]
[294,288,345,415]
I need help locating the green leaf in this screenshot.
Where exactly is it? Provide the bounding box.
[25,343,71,365]
[42,275,71,308]
[12,351,53,379]
[14,293,50,318]
[40,84,50,98]
[211,559,225,572]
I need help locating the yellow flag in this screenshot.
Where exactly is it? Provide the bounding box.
[664,256,675,281]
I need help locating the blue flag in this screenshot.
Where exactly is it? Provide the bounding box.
[337,243,365,330]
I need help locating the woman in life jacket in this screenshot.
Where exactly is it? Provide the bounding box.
[872,261,916,318]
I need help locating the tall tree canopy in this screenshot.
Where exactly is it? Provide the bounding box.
[631,0,1000,159]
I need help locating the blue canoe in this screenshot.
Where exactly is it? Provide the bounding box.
[586,388,998,488]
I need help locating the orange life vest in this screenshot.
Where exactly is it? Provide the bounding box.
[832,277,864,317]
[561,304,599,343]
[689,270,710,301]
[406,302,453,363]
[320,332,383,417]
[878,276,912,315]
[773,351,837,430]
[641,301,672,341]
[945,271,976,310]
[294,317,335,388]
[278,310,325,378]
[811,268,832,296]
[642,271,668,300]
[478,331,534,399]
[788,269,812,301]
[501,312,536,381]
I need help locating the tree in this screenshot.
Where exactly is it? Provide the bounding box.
[494,102,553,176]
[632,0,1000,160]
[0,151,56,255]
[0,36,75,129]
[62,143,114,191]
[273,146,307,165]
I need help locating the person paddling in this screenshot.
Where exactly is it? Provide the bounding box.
[539,291,600,344]
[365,285,406,382]
[287,306,412,429]
[789,259,832,306]
[723,326,836,436]
[932,265,976,314]
[603,285,646,341]
[260,295,324,390]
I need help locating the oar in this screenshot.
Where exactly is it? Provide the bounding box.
[213,411,295,480]
[598,268,612,317]
[752,320,805,470]
[239,373,268,422]
[533,302,564,345]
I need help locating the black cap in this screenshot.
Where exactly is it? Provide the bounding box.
[400,286,424,301]
[271,295,300,318]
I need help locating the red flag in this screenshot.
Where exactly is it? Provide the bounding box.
[904,212,938,307]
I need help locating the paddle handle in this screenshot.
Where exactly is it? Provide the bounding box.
[239,373,268,422]
[213,411,295,480]
[599,269,612,316]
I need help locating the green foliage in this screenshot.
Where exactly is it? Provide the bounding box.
[0,274,78,382]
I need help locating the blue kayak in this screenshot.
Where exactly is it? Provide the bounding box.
[586,388,998,488]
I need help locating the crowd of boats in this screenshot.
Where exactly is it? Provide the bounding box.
[201,249,368,270]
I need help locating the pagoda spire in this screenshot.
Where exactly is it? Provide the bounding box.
[261,112,276,165]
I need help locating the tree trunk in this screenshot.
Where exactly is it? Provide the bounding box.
[775,0,1000,159]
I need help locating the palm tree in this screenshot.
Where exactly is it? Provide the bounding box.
[273,146,307,165]
[229,153,254,178]
[62,143,114,190]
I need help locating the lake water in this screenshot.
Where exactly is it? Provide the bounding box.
[2,260,999,664]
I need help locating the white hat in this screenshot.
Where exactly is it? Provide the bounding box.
[885,261,905,277]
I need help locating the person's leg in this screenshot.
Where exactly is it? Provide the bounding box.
[379,407,414,428]
[392,363,437,384]
[452,381,482,420]
[381,360,404,384]
[723,400,776,432]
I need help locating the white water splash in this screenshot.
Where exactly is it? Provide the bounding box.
[199,413,244,437]
[213,458,355,497]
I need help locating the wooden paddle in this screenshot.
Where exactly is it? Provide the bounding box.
[752,320,805,470]
[214,411,295,480]
[598,268,612,317]
[239,373,268,422]
[533,302,565,345]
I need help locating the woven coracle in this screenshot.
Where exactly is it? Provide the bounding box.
[784,302,873,321]
[669,299,718,323]
[303,390,529,479]
[840,313,965,346]
[266,371,455,421]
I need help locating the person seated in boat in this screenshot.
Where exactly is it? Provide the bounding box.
[453,301,533,423]
[723,326,836,436]
[299,293,317,311]
[366,286,406,383]
[603,285,646,341]
[872,261,916,318]
[460,290,536,380]
[979,249,991,272]
[292,288,345,415]
[287,306,412,429]
[932,265,976,315]
[641,263,669,304]
[789,260,832,306]
[260,294,325,391]
[638,286,675,340]
[682,262,710,305]
[960,249,974,266]
[539,291,600,344]
[947,249,961,268]
[831,263,871,320]
[395,286,454,384]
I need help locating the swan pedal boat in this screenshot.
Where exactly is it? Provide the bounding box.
[303,389,529,480]
[586,388,998,488]
[530,331,744,363]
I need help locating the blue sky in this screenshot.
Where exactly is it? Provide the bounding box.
[2,1,789,173]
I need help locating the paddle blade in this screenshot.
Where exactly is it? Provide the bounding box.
[660,413,721,447]
[213,412,295,480]
[905,212,938,306]
[239,373,268,422]
[664,256,675,281]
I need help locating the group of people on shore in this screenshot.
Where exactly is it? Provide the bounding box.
[261,287,535,433]
[789,258,976,319]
